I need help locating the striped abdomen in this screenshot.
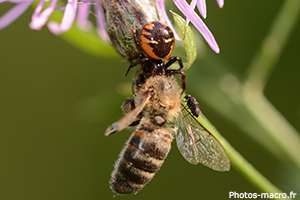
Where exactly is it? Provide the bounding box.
[110,124,172,194]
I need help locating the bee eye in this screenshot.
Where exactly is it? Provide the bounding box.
[139,21,175,60]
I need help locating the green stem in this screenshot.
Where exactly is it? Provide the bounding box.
[245,0,300,91]
[242,86,300,169]
[203,118,289,200]
[243,0,300,169]
[196,49,300,169]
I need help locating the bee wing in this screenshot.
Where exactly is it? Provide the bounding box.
[105,92,151,136]
[175,104,230,171]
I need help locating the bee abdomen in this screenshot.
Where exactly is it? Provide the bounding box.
[110,125,172,194]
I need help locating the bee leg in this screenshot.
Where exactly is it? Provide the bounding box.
[104,90,151,136]
[121,98,135,114]
[121,98,141,126]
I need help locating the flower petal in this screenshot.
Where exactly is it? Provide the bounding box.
[197,0,207,19]
[94,2,109,41]
[0,0,33,2]
[47,0,78,34]
[29,0,58,30]
[216,0,224,8]
[157,0,181,40]
[0,1,32,30]
[76,2,93,31]
[173,0,220,53]
[186,0,206,25]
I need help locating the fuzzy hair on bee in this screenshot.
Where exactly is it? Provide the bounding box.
[134,75,181,122]
[105,71,230,194]
[109,117,173,194]
[106,75,182,194]
[104,8,230,194]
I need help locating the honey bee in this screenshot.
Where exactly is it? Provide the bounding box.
[105,72,230,194]
[104,20,230,195]
[105,74,181,194]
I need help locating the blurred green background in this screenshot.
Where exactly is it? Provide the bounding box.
[0,0,299,199]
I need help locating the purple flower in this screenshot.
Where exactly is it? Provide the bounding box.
[0,0,107,38]
[190,0,224,19]
[0,0,223,53]
[0,0,34,30]
[158,0,224,53]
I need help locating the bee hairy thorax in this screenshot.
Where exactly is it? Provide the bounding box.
[136,75,181,121]
[110,75,181,194]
